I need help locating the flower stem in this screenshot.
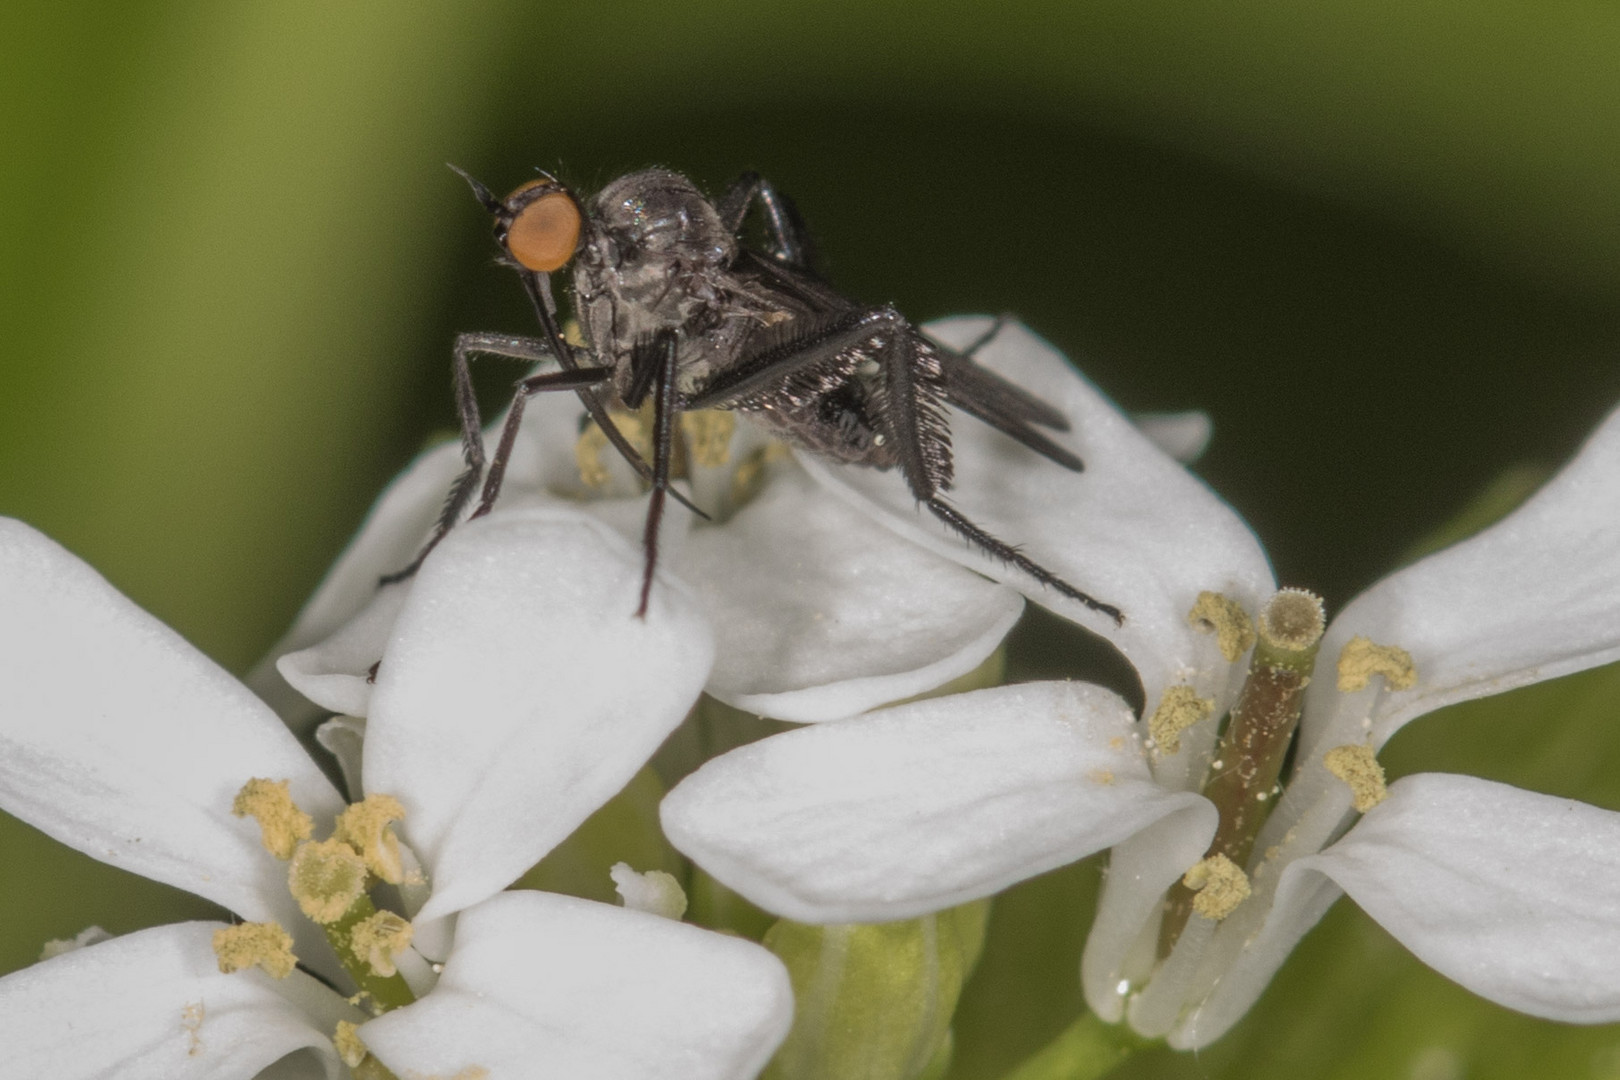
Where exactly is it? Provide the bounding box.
[998,1012,1148,1080]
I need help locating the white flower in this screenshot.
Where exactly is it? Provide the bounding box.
[0,513,791,1079]
[249,319,1213,731]
[661,330,1620,1048]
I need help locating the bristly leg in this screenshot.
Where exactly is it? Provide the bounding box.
[923,497,1123,625]
[380,332,610,586]
[637,329,681,618]
[875,322,1124,625]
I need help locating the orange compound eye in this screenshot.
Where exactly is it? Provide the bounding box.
[504,187,582,272]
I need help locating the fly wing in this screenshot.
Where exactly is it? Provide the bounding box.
[937,348,1084,472]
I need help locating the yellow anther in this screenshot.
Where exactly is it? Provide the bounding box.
[232,778,313,860]
[680,409,736,468]
[1182,854,1251,920]
[349,910,414,978]
[288,838,369,925]
[1336,636,1417,693]
[1147,685,1214,755]
[334,795,407,885]
[1324,744,1389,812]
[212,922,297,978]
[1188,592,1257,662]
[333,1020,368,1069]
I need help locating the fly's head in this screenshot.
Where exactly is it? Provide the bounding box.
[575,169,737,361]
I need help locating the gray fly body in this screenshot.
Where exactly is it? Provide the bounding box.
[385,166,1122,624]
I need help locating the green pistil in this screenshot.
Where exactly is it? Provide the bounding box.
[325,895,416,1012]
[1159,588,1324,957]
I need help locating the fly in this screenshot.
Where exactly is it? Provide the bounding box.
[386,166,1123,625]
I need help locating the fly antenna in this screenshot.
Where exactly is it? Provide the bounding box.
[447,163,502,214]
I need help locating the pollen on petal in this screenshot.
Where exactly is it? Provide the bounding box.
[334,794,407,884]
[1336,635,1417,693]
[681,409,736,467]
[1148,684,1214,755]
[349,909,414,978]
[1323,744,1389,812]
[333,1020,368,1068]
[1188,591,1257,662]
[39,925,112,960]
[610,862,689,920]
[289,838,370,924]
[1183,854,1250,920]
[212,922,297,978]
[232,778,313,860]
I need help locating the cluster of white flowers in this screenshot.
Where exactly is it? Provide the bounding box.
[4,316,1619,1078]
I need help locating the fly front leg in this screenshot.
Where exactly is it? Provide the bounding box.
[382,332,599,585]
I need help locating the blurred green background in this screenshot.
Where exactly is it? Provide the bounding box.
[4,2,1619,1077]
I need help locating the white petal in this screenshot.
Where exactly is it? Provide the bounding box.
[1303,774,1620,1022]
[798,317,1274,709]
[682,462,1024,722]
[1132,410,1212,464]
[276,584,407,718]
[0,922,348,1080]
[662,682,1217,923]
[1173,773,1620,1047]
[1306,401,1620,752]
[0,520,344,930]
[364,507,714,921]
[360,892,792,1080]
[1167,867,1345,1049]
[246,387,586,723]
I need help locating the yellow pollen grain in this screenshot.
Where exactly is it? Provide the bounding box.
[680,409,736,467]
[349,910,414,978]
[232,778,313,861]
[334,795,407,885]
[182,1001,205,1056]
[1148,685,1215,755]
[1188,591,1257,661]
[561,319,587,348]
[1182,854,1251,920]
[1337,635,1417,692]
[288,838,370,925]
[1324,744,1389,812]
[212,922,296,978]
[333,1020,368,1068]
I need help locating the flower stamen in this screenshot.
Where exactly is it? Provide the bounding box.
[232,778,313,860]
[1336,636,1417,692]
[1323,743,1389,812]
[334,794,407,885]
[349,909,414,977]
[212,922,297,978]
[1188,591,1258,662]
[1148,685,1214,756]
[1181,854,1251,921]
